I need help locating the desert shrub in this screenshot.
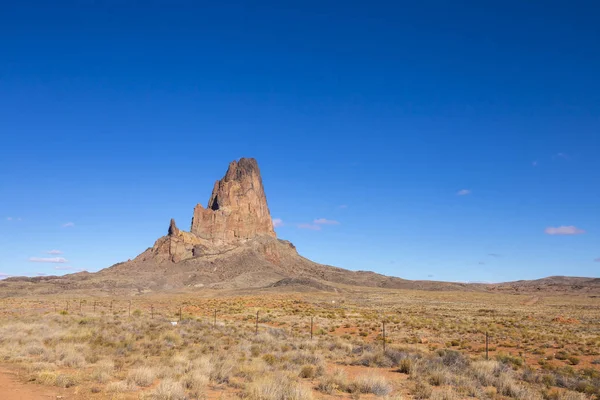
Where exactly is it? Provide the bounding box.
[317,369,348,394]
[183,370,209,395]
[128,366,156,387]
[471,360,502,386]
[428,367,451,386]
[24,342,46,356]
[350,373,392,396]
[398,358,412,374]
[496,373,527,398]
[496,353,523,368]
[55,373,79,388]
[412,380,433,399]
[106,380,132,393]
[146,379,186,400]
[567,356,580,365]
[91,359,114,383]
[36,370,58,385]
[299,365,316,379]
[290,350,322,365]
[430,388,459,400]
[246,374,313,400]
[263,353,276,365]
[55,345,86,368]
[209,355,235,383]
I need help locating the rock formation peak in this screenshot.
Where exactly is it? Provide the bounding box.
[191,157,276,245]
[168,218,179,236]
[143,158,277,264]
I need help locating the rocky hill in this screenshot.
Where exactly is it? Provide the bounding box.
[2,158,597,297]
[2,158,475,295]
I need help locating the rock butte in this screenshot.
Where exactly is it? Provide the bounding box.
[149,158,277,263]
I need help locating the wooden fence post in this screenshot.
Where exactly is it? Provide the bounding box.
[486,331,489,360]
[383,321,386,352]
[310,316,314,340]
[255,311,259,335]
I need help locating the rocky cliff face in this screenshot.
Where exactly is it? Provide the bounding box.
[190,158,276,246]
[143,158,276,263]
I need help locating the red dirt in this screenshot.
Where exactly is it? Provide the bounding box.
[0,367,67,400]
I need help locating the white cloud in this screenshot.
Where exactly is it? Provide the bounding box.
[6,217,12,221]
[298,224,322,231]
[555,152,570,160]
[62,222,75,228]
[272,218,284,228]
[47,250,63,255]
[544,226,585,235]
[0,273,11,279]
[456,189,471,196]
[29,257,68,263]
[313,218,340,225]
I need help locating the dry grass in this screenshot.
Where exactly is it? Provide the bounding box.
[246,374,313,400]
[0,289,597,399]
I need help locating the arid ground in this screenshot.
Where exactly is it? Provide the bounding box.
[0,287,598,400]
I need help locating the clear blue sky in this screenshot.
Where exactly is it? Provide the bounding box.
[1,1,599,283]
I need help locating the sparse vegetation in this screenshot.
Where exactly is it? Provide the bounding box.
[0,290,597,399]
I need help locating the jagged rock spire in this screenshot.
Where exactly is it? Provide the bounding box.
[168,218,179,236]
[191,158,276,245]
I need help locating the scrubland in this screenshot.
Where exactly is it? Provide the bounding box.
[0,289,598,399]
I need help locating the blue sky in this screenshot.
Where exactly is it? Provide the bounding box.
[1,1,599,282]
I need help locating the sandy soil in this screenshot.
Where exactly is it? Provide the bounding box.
[0,366,66,400]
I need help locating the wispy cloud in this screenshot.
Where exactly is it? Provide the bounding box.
[36,272,48,276]
[478,261,486,265]
[532,161,538,167]
[0,273,11,279]
[272,218,284,228]
[298,223,322,231]
[314,218,340,225]
[488,253,502,258]
[29,257,68,263]
[54,266,74,270]
[554,152,570,160]
[339,205,348,209]
[594,258,600,262]
[456,189,471,196]
[62,222,75,228]
[544,226,585,235]
[6,217,21,221]
[47,250,63,255]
